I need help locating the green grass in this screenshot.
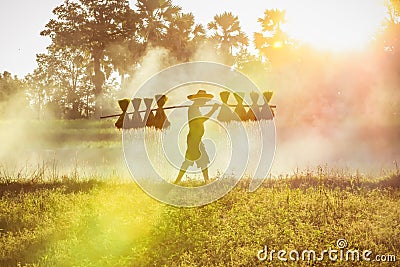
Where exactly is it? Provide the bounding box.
[0,119,399,266]
[0,172,399,267]
[0,119,120,149]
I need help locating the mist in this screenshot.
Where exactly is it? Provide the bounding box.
[116,44,400,178]
[1,41,399,182]
[269,50,400,175]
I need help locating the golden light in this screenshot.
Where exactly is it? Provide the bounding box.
[273,41,283,48]
[280,0,387,52]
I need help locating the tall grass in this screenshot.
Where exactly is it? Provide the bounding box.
[0,169,399,267]
[0,119,398,266]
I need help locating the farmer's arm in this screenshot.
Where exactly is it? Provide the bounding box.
[203,104,220,120]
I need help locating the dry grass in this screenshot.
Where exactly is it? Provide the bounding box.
[0,170,399,267]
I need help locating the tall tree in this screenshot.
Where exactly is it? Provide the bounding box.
[164,12,206,61]
[26,46,96,119]
[254,9,292,67]
[136,0,181,46]
[380,0,400,124]
[380,0,400,55]
[105,39,144,87]
[0,71,23,103]
[207,12,249,62]
[40,0,135,117]
[0,72,29,118]
[387,0,400,24]
[25,59,57,120]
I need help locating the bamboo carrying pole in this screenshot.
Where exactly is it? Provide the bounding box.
[100,104,277,119]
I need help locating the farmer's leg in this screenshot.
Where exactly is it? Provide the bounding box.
[201,167,210,184]
[174,160,190,184]
[197,142,210,184]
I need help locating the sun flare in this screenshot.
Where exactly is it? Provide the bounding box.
[280,0,388,51]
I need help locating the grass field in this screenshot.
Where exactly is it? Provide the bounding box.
[0,120,399,266]
[0,172,399,266]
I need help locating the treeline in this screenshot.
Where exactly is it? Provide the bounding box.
[1,0,400,119]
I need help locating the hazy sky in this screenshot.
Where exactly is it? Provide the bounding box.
[0,0,62,77]
[0,0,270,78]
[0,0,386,78]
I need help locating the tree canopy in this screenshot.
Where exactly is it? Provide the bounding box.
[41,0,135,116]
[1,0,398,120]
[208,12,249,63]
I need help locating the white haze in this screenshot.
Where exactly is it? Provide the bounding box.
[0,44,399,182]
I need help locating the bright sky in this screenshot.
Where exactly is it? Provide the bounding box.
[0,0,63,77]
[281,0,387,52]
[0,0,388,78]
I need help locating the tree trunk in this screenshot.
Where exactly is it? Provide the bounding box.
[120,70,125,90]
[38,89,41,120]
[93,48,104,118]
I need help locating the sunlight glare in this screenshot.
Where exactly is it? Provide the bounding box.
[273,41,283,48]
[280,0,387,51]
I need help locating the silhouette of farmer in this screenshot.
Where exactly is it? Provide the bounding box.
[174,90,220,184]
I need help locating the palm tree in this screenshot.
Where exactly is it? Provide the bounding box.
[254,9,291,67]
[207,12,249,57]
[164,12,206,60]
[136,0,182,46]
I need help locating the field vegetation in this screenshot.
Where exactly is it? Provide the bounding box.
[0,164,399,266]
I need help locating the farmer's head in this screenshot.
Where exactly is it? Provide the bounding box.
[188,90,213,106]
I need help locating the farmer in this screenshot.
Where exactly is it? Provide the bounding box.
[174,90,220,184]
